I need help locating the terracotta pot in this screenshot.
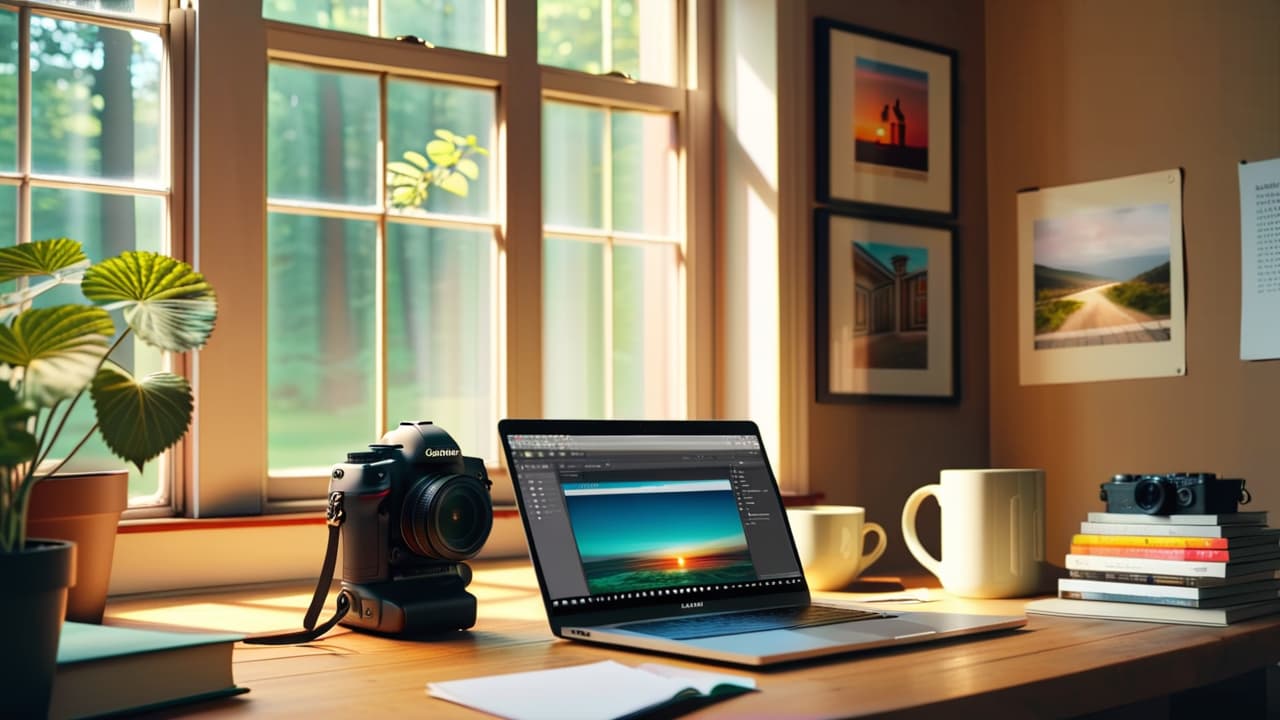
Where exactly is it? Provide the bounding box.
[0,538,75,716]
[28,469,128,623]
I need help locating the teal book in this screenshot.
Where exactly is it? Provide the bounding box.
[51,621,246,720]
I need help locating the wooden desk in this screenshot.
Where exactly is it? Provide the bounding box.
[104,561,1280,718]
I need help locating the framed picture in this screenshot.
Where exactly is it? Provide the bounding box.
[815,208,956,401]
[815,19,956,220]
[1018,168,1186,385]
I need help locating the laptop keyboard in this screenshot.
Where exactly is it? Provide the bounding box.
[616,605,888,641]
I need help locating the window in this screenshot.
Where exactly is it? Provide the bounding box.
[0,2,174,510]
[186,1,709,515]
[262,0,496,54]
[542,101,680,418]
[265,63,499,476]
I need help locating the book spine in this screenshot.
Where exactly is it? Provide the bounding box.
[1067,569,1213,586]
[1059,590,1202,607]
[1071,533,1227,549]
[1058,578,1200,599]
[1069,545,1230,562]
[1065,553,1228,577]
[1078,522,1225,538]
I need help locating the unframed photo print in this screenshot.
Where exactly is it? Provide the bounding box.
[1017,169,1186,385]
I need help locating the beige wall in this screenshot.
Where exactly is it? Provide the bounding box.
[986,0,1280,566]
[804,0,990,572]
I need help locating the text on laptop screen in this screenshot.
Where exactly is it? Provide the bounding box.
[506,433,806,613]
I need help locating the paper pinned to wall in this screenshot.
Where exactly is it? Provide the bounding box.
[1239,157,1280,361]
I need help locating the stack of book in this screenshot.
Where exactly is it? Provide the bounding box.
[1025,510,1280,626]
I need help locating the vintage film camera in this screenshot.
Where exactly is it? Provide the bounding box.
[1099,472,1249,516]
[329,421,493,635]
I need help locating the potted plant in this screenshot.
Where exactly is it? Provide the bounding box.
[0,237,216,715]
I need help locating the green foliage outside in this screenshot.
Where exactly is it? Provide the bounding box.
[1035,299,1083,334]
[1105,281,1171,317]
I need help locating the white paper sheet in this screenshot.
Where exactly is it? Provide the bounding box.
[1239,157,1280,360]
[426,660,755,720]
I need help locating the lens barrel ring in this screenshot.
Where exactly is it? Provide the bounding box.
[400,473,494,561]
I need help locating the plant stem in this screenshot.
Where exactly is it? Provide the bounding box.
[32,422,98,482]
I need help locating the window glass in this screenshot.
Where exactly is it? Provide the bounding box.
[267,213,377,471]
[30,15,163,183]
[0,185,13,246]
[611,241,676,418]
[542,101,603,229]
[537,0,675,84]
[0,9,15,172]
[611,109,674,236]
[263,0,369,34]
[30,187,165,498]
[267,63,500,473]
[385,223,494,458]
[543,236,604,417]
[386,79,495,218]
[264,0,495,55]
[268,65,379,206]
[382,0,491,54]
[28,1,166,23]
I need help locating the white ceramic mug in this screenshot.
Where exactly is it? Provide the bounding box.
[786,505,887,591]
[901,469,1045,598]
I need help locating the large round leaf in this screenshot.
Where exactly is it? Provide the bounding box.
[90,364,193,472]
[0,381,36,468]
[0,238,88,283]
[81,251,218,353]
[0,305,114,407]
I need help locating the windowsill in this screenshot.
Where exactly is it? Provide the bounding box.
[109,493,821,596]
[118,506,523,534]
[109,506,529,597]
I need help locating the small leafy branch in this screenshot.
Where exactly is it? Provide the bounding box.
[387,129,489,208]
[0,238,216,552]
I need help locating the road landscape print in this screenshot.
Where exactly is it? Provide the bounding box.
[563,480,757,595]
[852,57,929,172]
[1033,204,1172,350]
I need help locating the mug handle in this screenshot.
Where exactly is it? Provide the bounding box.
[856,522,887,575]
[901,484,944,580]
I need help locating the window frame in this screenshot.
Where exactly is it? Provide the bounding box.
[0,0,184,518]
[188,0,714,517]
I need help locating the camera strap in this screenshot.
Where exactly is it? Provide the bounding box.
[244,491,352,646]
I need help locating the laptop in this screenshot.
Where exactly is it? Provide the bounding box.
[498,418,1026,666]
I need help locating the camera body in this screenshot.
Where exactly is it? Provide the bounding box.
[1099,472,1246,516]
[330,421,493,635]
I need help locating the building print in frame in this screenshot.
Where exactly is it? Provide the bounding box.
[1032,203,1172,350]
[852,57,929,173]
[853,241,928,369]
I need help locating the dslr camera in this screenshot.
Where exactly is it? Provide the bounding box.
[1099,472,1248,516]
[330,421,493,635]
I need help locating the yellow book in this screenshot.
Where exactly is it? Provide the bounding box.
[1071,533,1229,549]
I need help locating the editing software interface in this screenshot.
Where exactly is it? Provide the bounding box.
[507,433,806,615]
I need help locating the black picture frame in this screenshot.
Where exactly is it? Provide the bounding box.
[815,208,958,402]
[815,18,957,222]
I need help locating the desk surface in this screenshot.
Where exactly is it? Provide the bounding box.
[103,561,1280,718]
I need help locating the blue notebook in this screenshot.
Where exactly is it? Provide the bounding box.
[52,621,245,719]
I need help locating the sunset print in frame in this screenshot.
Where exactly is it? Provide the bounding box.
[816,19,956,219]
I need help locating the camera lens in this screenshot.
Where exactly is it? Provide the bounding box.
[1134,478,1168,514]
[401,473,493,561]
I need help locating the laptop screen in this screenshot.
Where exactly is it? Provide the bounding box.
[501,420,809,621]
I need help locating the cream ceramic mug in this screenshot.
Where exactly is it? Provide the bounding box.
[901,469,1045,598]
[786,505,887,590]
